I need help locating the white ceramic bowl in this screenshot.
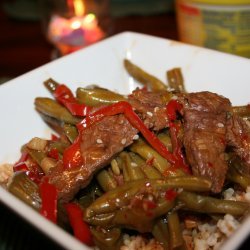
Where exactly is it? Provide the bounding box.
[0,32,250,250]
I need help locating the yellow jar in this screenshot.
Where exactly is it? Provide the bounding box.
[175,0,250,57]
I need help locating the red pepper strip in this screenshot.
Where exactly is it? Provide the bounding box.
[77,101,177,165]
[65,203,93,246]
[26,165,45,185]
[13,151,29,171]
[51,133,59,141]
[39,177,58,223]
[54,84,92,116]
[165,188,178,201]
[166,100,191,174]
[48,148,60,160]
[166,99,183,121]
[13,162,29,172]
[63,134,83,169]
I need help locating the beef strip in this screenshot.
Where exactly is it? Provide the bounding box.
[48,114,138,202]
[226,115,250,174]
[183,92,231,193]
[128,88,170,131]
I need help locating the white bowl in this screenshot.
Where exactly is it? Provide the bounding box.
[0,32,250,250]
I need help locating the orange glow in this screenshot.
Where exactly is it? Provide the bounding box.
[73,0,85,16]
[82,13,97,28]
[70,18,82,29]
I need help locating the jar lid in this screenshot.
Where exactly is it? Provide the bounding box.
[190,0,250,4]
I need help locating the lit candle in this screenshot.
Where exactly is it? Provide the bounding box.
[47,0,105,55]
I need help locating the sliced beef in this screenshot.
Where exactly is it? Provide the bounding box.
[226,115,250,174]
[183,92,231,193]
[48,114,138,202]
[128,88,170,131]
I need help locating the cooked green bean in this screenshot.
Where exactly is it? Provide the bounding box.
[129,152,163,179]
[26,148,47,166]
[90,226,122,250]
[96,170,118,192]
[227,166,250,190]
[76,87,126,107]
[168,211,183,249]
[35,97,79,125]
[8,172,41,210]
[44,78,59,94]
[124,59,167,91]
[167,67,185,93]
[63,124,78,143]
[48,140,70,154]
[178,191,249,215]
[85,212,116,226]
[86,177,211,217]
[130,138,170,174]
[152,218,170,250]
[120,152,145,181]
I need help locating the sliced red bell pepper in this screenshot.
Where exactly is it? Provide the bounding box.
[77,101,176,165]
[165,188,178,201]
[166,100,191,174]
[13,151,29,172]
[51,133,59,141]
[65,203,93,246]
[39,177,58,223]
[54,84,92,116]
[63,134,83,169]
[166,99,183,121]
[48,148,60,160]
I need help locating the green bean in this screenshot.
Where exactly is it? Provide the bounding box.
[35,97,79,125]
[141,164,163,179]
[86,177,211,217]
[48,140,70,154]
[44,78,59,94]
[227,164,250,189]
[120,152,145,181]
[76,87,126,107]
[90,227,122,250]
[26,148,47,166]
[78,181,103,208]
[228,154,249,176]
[129,152,163,179]
[167,67,185,93]
[158,132,173,149]
[168,211,183,249]
[63,124,78,143]
[113,204,171,232]
[178,191,249,215]
[130,138,170,174]
[124,59,167,91]
[152,218,170,250]
[153,198,175,218]
[96,170,118,192]
[85,212,116,227]
[8,172,41,210]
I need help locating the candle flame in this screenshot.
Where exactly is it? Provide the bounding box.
[73,0,85,16]
[70,19,82,29]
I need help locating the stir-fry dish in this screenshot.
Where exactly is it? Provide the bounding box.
[1,59,250,250]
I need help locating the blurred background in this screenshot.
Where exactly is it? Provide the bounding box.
[1,0,250,84]
[0,0,177,84]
